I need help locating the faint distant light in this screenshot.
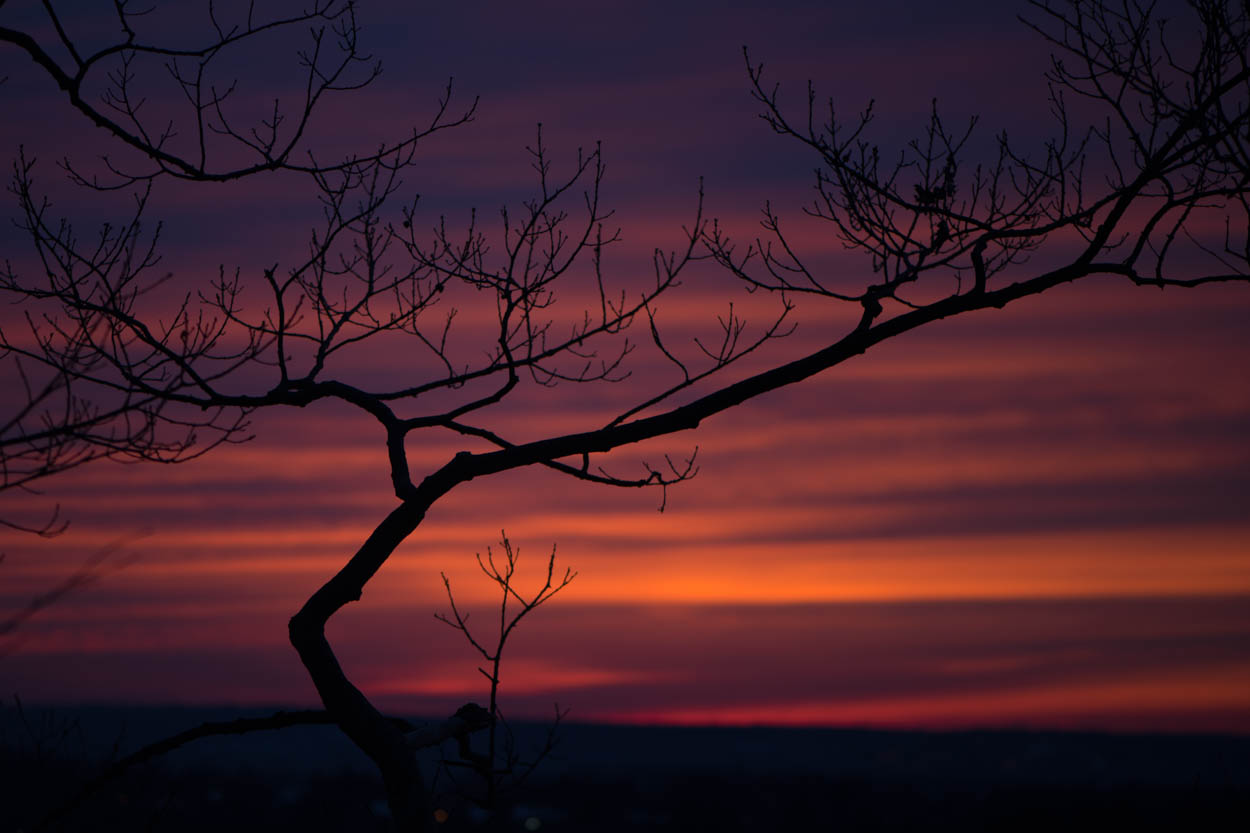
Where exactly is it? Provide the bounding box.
[524,816,542,831]
[433,808,450,824]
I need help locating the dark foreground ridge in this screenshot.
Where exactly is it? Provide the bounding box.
[4,705,1248,832]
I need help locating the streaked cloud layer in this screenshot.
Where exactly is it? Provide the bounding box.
[1,0,1248,732]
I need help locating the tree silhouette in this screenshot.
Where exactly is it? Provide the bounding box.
[3,0,1249,830]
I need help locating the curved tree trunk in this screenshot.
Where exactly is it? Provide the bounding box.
[288,500,435,832]
[280,266,1106,829]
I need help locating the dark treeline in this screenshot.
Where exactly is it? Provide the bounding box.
[4,706,1248,832]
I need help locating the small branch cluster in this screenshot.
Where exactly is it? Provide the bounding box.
[705,0,1249,329]
[0,1,467,530]
[0,1,471,186]
[434,534,575,812]
[1026,0,1250,283]
[1,152,252,531]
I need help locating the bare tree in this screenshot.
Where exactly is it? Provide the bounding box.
[3,0,1248,830]
[435,535,575,818]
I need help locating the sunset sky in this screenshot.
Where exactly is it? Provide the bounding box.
[2,0,1248,734]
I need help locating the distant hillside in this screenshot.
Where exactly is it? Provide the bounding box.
[8,704,1247,782]
[5,704,1249,832]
